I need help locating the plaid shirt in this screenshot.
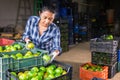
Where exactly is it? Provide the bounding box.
[22,16,62,53]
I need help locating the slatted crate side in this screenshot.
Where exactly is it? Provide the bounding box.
[0,56,13,80]
[108,62,118,79]
[117,62,120,72]
[91,52,117,66]
[79,62,108,80]
[8,48,48,71]
[90,39,118,53]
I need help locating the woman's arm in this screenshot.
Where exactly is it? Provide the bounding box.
[52,27,62,55]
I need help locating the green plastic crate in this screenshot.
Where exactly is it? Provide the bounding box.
[6,60,72,80]
[0,48,48,80]
[0,55,13,80]
[2,48,48,70]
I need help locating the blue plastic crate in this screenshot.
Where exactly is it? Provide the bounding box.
[117,50,120,62]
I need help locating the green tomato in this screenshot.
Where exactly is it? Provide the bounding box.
[0,46,3,52]
[10,54,17,59]
[26,42,35,49]
[3,54,9,58]
[39,66,46,72]
[31,66,39,72]
[43,54,51,62]
[13,44,22,50]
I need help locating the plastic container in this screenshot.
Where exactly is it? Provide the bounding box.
[108,62,117,79]
[0,57,13,80]
[2,48,48,70]
[117,50,120,62]
[0,38,15,46]
[80,62,108,80]
[6,60,72,80]
[0,48,48,80]
[117,62,120,72]
[90,38,118,53]
[92,52,117,66]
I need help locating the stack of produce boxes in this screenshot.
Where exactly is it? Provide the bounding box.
[54,18,69,52]
[90,38,118,79]
[60,21,69,52]
[0,39,72,80]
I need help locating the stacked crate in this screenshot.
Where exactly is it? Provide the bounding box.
[54,18,69,53]
[60,19,69,52]
[90,38,118,79]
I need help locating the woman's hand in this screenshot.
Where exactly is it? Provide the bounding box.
[53,50,60,57]
[49,50,59,63]
[25,38,31,43]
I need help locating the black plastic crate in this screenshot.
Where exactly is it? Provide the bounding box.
[91,52,117,66]
[90,38,118,53]
[6,60,72,80]
[108,62,118,79]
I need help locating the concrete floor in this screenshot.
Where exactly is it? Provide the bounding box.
[55,42,120,80]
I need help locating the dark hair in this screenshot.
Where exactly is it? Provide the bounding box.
[40,6,56,14]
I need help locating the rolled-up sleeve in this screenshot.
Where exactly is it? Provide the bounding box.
[53,27,62,54]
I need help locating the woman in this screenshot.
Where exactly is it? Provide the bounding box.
[22,6,62,57]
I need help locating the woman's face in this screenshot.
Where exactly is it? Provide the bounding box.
[39,10,55,27]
